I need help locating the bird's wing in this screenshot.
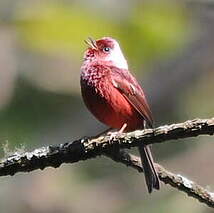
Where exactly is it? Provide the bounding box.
[110,66,154,128]
[109,66,159,193]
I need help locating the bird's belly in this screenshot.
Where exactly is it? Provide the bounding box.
[81,81,143,131]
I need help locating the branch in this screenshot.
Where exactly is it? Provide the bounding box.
[105,149,214,208]
[0,118,214,208]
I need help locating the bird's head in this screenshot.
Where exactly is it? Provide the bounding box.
[84,37,128,69]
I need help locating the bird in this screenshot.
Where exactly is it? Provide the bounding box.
[80,37,160,193]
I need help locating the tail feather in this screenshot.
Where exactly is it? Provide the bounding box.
[138,145,160,193]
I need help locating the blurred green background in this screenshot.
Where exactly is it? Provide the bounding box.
[0,0,213,212]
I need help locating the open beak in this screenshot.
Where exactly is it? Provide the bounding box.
[84,37,97,49]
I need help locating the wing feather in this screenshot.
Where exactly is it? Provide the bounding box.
[110,66,154,128]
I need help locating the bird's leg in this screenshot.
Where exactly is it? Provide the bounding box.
[105,123,128,159]
[118,123,127,133]
[87,124,127,140]
[143,120,147,129]
[108,123,127,140]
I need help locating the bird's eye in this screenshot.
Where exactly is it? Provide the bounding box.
[103,47,111,53]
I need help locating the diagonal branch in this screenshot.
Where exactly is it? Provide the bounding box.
[0,118,214,208]
[105,149,214,208]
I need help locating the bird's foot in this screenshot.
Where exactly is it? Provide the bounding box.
[107,123,127,141]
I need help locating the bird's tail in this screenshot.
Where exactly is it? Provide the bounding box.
[138,145,160,193]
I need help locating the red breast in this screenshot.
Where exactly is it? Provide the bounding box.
[81,63,144,131]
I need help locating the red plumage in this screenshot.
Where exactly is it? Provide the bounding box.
[81,37,160,193]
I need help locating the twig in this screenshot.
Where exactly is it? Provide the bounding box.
[0,118,214,208]
[106,149,214,208]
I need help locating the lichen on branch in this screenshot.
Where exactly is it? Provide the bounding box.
[0,118,214,208]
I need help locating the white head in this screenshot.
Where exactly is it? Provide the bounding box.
[84,37,128,69]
